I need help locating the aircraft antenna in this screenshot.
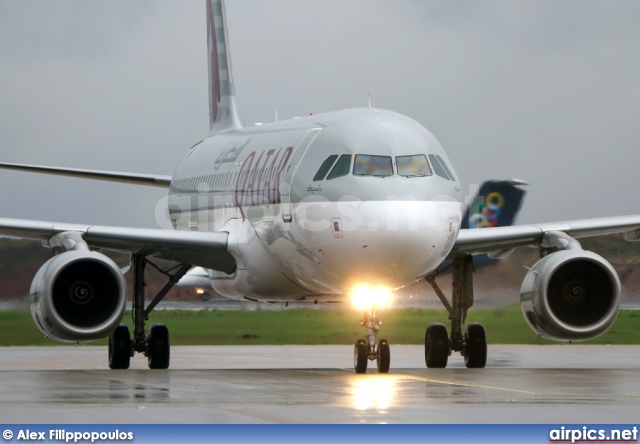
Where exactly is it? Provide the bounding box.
[275,106,279,122]
[368,91,372,112]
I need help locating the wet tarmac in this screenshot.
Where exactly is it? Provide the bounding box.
[1,345,639,424]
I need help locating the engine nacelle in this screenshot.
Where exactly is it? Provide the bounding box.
[30,250,127,342]
[520,250,621,341]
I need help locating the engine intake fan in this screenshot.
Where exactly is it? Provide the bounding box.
[30,249,127,342]
[520,248,620,341]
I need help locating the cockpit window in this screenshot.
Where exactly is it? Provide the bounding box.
[353,155,393,177]
[313,155,339,181]
[428,154,450,180]
[396,155,432,177]
[327,154,352,180]
[436,155,455,181]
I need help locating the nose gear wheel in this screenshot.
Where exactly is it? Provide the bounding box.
[352,308,391,374]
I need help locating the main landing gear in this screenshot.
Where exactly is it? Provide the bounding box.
[424,255,487,369]
[108,254,191,370]
[353,309,390,374]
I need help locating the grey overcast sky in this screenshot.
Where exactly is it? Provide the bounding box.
[1,1,639,228]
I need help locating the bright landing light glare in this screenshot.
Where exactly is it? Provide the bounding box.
[351,376,396,411]
[349,285,393,310]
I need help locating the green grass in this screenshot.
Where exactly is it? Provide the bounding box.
[1,306,639,346]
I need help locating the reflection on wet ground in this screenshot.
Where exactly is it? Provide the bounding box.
[1,345,639,423]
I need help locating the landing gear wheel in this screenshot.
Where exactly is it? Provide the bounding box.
[354,339,368,374]
[108,324,131,369]
[147,324,170,369]
[377,339,390,373]
[463,322,487,368]
[425,323,449,368]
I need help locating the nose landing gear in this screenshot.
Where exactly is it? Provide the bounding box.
[353,309,390,374]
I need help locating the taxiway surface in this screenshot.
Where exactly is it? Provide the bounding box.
[0,345,638,423]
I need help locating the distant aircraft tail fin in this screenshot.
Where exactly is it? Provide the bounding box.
[462,179,527,229]
[207,0,242,135]
[441,179,529,270]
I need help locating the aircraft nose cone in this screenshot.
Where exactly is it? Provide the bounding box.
[294,195,461,292]
[357,194,443,231]
[348,198,453,287]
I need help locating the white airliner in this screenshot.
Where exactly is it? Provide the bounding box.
[1,0,639,373]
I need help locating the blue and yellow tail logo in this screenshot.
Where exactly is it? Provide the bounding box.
[463,180,526,230]
[469,192,506,228]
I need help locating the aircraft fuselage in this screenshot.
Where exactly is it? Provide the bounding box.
[169,108,463,301]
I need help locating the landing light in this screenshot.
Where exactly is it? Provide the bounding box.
[349,285,393,310]
[196,288,205,295]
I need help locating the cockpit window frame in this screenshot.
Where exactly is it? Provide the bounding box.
[428,154,451,180]
[327,154,352,180]
[395,154,433,177]
[353,154,394,178]
[313,155,339,181]
[435,155,455,182]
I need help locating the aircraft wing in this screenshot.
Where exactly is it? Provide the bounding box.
[0,218,235,273]
[0,162,172,188]
[449,215,640,258]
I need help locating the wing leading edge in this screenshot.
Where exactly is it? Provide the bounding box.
[0,217,235,273]
[0,162,171,188]
[449,214,640,259]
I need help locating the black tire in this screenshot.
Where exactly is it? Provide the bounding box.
[354,339,368,374]
[108,324,131,370]
[464,322,487,369]
[425,323,449,368]
[147,324,170,370]
[377,339,390,374]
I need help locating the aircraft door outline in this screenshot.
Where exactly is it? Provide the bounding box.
[281,128,322,222]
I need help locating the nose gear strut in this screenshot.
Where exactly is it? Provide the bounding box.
[353,308,390,374]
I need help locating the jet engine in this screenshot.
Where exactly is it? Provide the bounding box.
[30,250,127,342]
[520,250,620,341]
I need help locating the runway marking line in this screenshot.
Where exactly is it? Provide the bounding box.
[403,375,539,395]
